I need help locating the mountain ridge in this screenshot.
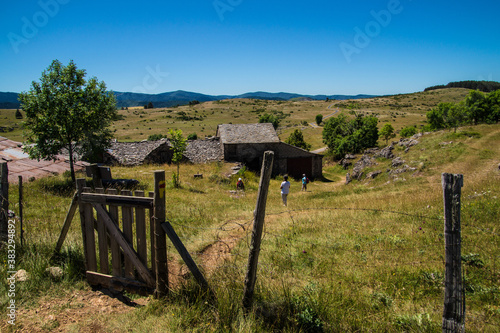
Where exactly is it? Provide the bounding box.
[0,90,376,109]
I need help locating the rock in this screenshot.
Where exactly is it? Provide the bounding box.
[366,171,382,179]
[375,144,394,159]
[46,266,63,278]
[345,173,352,185]
[13,269,29,281]
[352,155,376,180]
[391,157,405,168]
[338,158,352,170]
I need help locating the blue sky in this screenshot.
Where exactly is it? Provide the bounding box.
[1,0,499,96]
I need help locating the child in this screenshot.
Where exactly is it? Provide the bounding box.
[236,177,245,191]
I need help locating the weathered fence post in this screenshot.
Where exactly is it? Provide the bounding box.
[154,170,168,298]
[90,163,103,188]
[242,151,274,310]
[0,162,8,242]
[442,173,465,333]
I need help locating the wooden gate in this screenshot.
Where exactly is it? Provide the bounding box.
[55,171,209,298]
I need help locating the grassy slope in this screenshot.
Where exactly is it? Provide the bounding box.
[0,88,470,147]
[0,88,499,332]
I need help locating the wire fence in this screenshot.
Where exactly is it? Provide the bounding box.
[2,174,499,331]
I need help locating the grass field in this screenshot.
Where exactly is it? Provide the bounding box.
[1,88,471,147]
[0,89,499,332]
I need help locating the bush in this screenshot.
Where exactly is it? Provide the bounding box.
[400,126,417,138]
[148,133,166,141]
[187,133,198,140]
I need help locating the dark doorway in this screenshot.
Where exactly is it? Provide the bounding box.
[286,158,312,179]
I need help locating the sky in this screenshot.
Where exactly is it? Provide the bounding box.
[1,0,499,96]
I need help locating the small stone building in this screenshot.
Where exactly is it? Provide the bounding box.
[216,123,322,179]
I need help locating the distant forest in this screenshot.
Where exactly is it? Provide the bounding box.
[424,80,500,93]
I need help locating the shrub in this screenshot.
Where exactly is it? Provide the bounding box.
[400,126,417,138]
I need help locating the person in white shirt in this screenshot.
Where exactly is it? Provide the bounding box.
[280,175,291,206]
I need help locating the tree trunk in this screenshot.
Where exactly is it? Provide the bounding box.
[68,143,76,183]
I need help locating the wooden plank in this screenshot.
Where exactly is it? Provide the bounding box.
[93,203,155,287]
[107,188,122,277]
[77,179,89,270]
[86,271,154,296]
[161,221,210,292]
[54,191,78,253]
[135,191,147,267]
[121,190,134,279]
[80,193,153,208]
[149,191,155,276]
[84,201,98,272]
[154,171,168,298]
[95,188,109,274]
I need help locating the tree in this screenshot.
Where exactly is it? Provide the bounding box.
[446,102,467,132]
[485,90,500,123]
[15,109,22,119]
[19,60,117,182]
[400,126,417,138]
[465,90,487,125]
[379,123,396,145]
[258,113,280,129]
[285,129,311,151]
[322,114,379,159]
[169,129,187,188]
[315,114,323,126]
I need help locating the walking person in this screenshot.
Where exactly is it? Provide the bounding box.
[280,175,291,206]
[301,174,309,191]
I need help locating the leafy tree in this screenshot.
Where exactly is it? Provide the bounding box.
[446,102,467,132]
[426,102,453,130]
[258,113,280,129]
[315,114,323,126]
[19,60,117,182]
[465,90,487,125]
[15,109,22,119]
[169,129,187,188]
[485,90,500,123]
[379,123,396,145]
[322,114,378,159]
[400,126,417,138]
[285,129,311,151]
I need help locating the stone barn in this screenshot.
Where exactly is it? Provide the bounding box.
[216,123,323,179]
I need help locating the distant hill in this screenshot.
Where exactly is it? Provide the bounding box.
[0,92,21,109]
[0,90,376,109]
[424,80,500,93]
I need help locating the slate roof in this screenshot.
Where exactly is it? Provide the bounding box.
[0,137,88,183]
[105,139,171,166]
[217,123,280,144]
[104,138,223,166]
[184,138,222,164]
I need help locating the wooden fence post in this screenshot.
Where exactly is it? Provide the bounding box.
[442,173,465,333]
[154,170,168,298]
[90,164,102,188]
[0,162,8,242]
[242,151,274,310]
